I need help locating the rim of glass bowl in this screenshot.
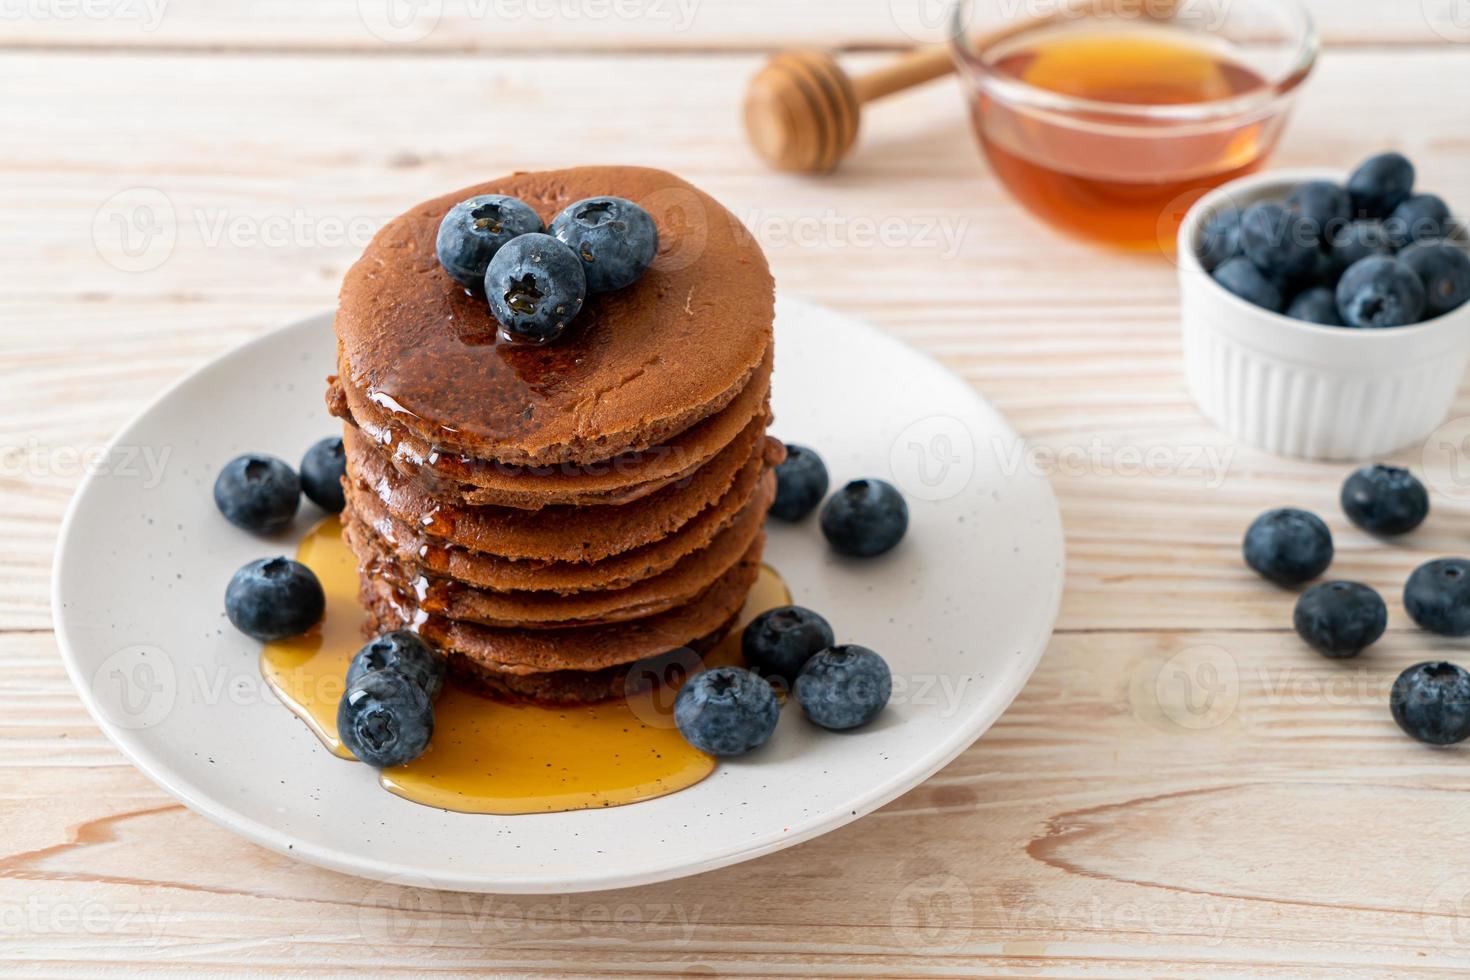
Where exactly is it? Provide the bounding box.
[948,0,1320,125]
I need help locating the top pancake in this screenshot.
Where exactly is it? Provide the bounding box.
[335,166,775,467]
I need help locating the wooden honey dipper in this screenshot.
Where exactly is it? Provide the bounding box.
[743,46,957,174]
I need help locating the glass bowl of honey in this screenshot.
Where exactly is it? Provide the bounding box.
[949,0,1319,251]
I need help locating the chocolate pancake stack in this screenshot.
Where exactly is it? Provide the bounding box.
[327,166,780,703]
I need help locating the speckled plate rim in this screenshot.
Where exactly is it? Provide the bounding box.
[52,296,1065,894]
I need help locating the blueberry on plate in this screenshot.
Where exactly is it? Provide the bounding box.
[673,666,779,756]
[1286,180,1351,233]
[1285,286,1342,326]
[435,194,543,289]
[1340,464,1429,535]
[1212,257,1284,313]
[1327,220,1393,272]
[484,233,587,344]
[794,645,892,731]
[1240,202,1319,283]
[1347,152,1415,219]
[1242,508,1333,586]
[225,557,325,641]
[337,670,435,767]
[1390,662,1470,746]
[549,196,658,293]
[742,605,835,684]
[1386,194,1451,249]
[820,479,909,558]
[346,630,447,701]
[1292,581,1387,659]
[214,454,300,534]
[1198,208,1242,272]
[770,444,829,521]
[300,436,346,513]
[1404,558,1470,636]
[1336,255,1426,328]
[1399,241,1470,319]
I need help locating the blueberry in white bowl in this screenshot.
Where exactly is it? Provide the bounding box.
[1386,193,1450,248]
[435,194,543,289]
[1390,661,1470,746]
[1198,208,1242,272]
[1242,508,1332,586]
[338,670,434,768]
[550,196,658,293]
[1327,219,1392,272]
[1340,464,1428,535]
[214,453,300,534]
[770,444,829,521]
[794,645,892,731]
[1286,180,1351,231]
[1336,255,1426,329]
[1212,256,1284,313]
[1347,152,1415,219]
[299,436,346,513]
[1292,581,1386,660]
[225,557,324,641]
[1285,286,1341,326]
[1404,558,1470,637]
[673,666,779,757]
[1399,241,1470,319]
[484,233,587,345]
[346,630,446,701]
[1240,202,1319,284]
[820,479,908,558]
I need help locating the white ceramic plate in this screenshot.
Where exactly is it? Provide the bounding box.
[53,296,1064,894]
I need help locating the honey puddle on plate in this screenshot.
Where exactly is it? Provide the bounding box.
[261,517,790,814]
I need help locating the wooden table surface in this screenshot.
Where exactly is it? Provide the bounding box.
[6,2,1470,975]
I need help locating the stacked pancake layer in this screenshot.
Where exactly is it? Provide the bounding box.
[329,166,779,703]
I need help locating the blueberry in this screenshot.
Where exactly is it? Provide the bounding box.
[435,195,543,290]
[1340,464,1429,535]
[346,630,447,701]
[300,436,346,513]
[1390,662,1470,746]
[1292,581,1387,659]
[1198,209,1242,272]
[1212,256,1284,313]
[820,479,908,558]
[1240,202,1318,283]
[484,233,586,344]
[794,645,892,731]
[1404,559,1470,636]
[1336,255,1426,328]
[225,557,325,641]
[673,666,779,756]
[1347,152,1415,219]
[1286,180,1351,232]
[337,670,434,767]
[1242,508,1333,586]
[770,444,829,521]
[1285,286,1343,326]
[1327,220,1393,271]
[549,196,658,293]
[1399,241,1470,319]
[742,605,835,684]
[1386,194,1451,248]
[214,454,300,534]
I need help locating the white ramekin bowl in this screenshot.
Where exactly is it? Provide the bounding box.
[1178,168,1470,461]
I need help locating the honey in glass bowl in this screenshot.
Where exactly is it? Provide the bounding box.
[950,0,1319,251]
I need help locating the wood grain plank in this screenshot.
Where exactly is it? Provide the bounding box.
[0,0,1464,52]
[6,630,1470,976]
